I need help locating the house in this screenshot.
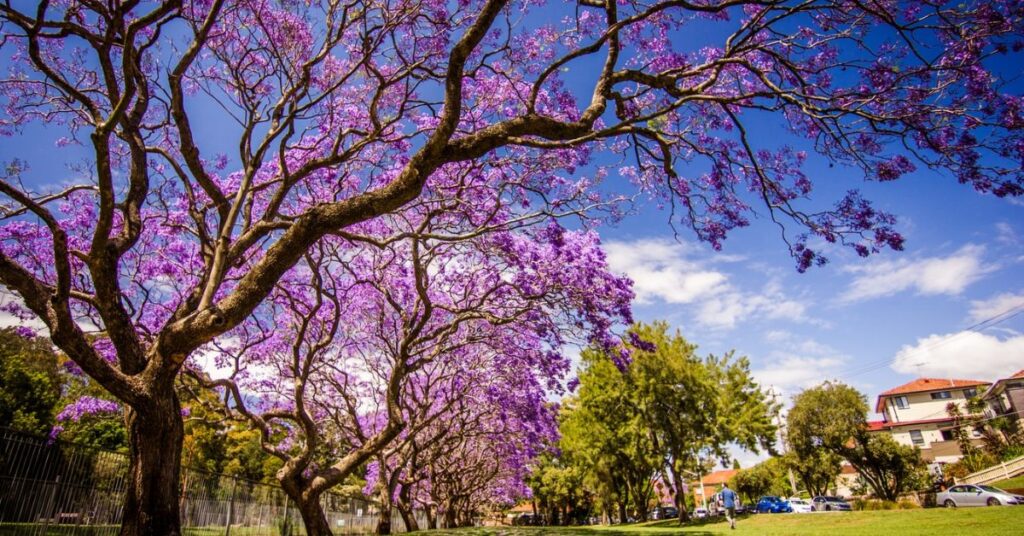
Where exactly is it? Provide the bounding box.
[869,377,990,463]
[689,469,737,508]
[833,463,860,498]
[980,369,1024,434]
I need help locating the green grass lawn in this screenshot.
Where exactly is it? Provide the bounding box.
[0,525,286,536]
[415,508,1024,536]
[991,474,1024,490]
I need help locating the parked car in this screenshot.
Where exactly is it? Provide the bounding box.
[937,484,1024,507]
[692,508,708,519]
[516,513,544,525]
[811,496,852,511]
[651,506,679,520]
[787,497,814,513]
[756,496,793,514]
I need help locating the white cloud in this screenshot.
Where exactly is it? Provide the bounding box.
[604,238,807,330]
[839,244,990,303]
[995,222,1018,247]
[604,239,727,305]
[968,290,1024,324]
[890,331,1024,380]
[752,332,849,401]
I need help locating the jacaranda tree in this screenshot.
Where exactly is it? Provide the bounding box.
[1,1,1022,534]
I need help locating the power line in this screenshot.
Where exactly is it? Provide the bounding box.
[833,302,1024,381]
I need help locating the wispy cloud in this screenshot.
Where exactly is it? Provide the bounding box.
[604,238,807,330]
[968,290,1024,324]
[752,331,849,400]
[839,244,990,303]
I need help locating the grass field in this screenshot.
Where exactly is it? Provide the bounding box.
[414,508,1024,536]
[0,525,288,536]
[991,474,1024,490]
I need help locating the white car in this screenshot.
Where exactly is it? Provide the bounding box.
[787,498,814,513]
[693,508,709,519]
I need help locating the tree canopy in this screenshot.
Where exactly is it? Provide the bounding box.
[787,382,927,501]
[1,1,1021,533]
[553,322,776,523]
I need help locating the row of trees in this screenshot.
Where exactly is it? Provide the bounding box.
[0,1,1022,534]
[529,322,777,524]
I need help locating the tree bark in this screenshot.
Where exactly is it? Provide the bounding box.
[396,486,419,532]
[119,391,184,536]
[296,495,332,536]
[670,468,690,523]
[376,484,393,536]
[280,476,332,536]
[425,505,437,530]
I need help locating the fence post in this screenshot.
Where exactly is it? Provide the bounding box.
[225,477,237,536]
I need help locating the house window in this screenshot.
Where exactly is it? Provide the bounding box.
[930,391,952,400]
[909,430,925,446]
[894,396,909,409]
[963,388,977,398]
[941,430,954,441]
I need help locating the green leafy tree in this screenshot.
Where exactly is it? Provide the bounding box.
[557,322,777,523]
[730,457,790,503]
[0,328,61,435]
[783,450,842,497]
[788,382,927,501]
[560,352,659,523]
[627,323,777,521]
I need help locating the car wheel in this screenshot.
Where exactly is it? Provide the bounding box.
[944,499,955,508]
[825,505,831,511]
[987,497,1000,506]
[810,506,816,512]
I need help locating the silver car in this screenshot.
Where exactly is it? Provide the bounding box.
[937,484,1024,507]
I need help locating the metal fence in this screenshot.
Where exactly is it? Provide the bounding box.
[0,428,426,535]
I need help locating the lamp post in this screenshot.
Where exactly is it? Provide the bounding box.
[681,468,707,510]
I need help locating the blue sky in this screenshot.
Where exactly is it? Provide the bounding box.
[2,0,1021,469]
[594,161,1023,465]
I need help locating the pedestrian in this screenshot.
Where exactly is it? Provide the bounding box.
[721,483,739,530]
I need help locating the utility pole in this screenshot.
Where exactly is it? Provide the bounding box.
[769,387,798,495]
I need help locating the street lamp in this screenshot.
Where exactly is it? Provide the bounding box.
[680,468,707,510]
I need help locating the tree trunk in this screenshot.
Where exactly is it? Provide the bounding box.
[425,505,437,530]
[443,502,457,528]
[296,495,332,536]
[281,476,332,536]
[376,485,393,536]
[119,392,184,536]
[617,501,627,525]
[670,469,690,523]
[397,486,419,532]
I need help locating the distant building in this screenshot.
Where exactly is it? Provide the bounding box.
[869,377,990,463]
[689,469,738,508]
[980,369,1024,437]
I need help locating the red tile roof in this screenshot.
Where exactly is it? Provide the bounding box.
[1011,369,1024,380]
[875,378,990,412]
[867,417,956,431]
[689,469,739,491]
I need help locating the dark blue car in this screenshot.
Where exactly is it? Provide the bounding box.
[755,496,793,514]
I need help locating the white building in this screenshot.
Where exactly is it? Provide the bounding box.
[869,378,990,463]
